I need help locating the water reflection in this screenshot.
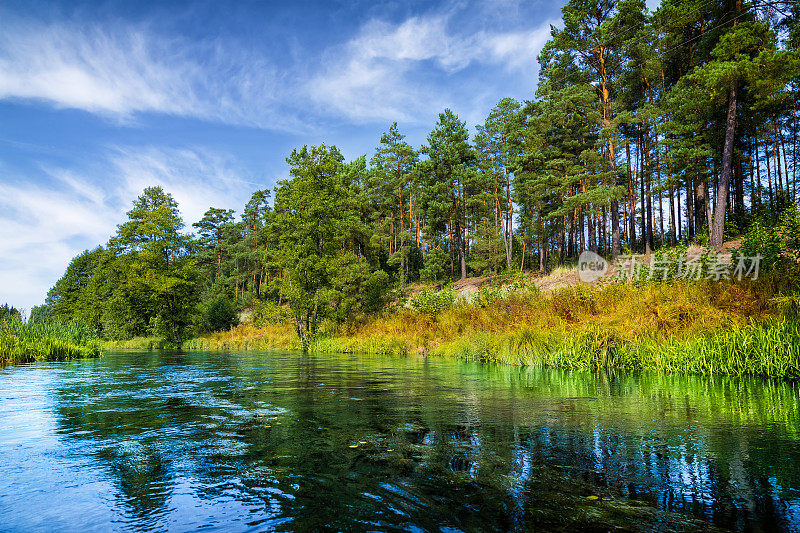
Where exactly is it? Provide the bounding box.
[0,351,798,531]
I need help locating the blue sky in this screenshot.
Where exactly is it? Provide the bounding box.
[0,0,656,311]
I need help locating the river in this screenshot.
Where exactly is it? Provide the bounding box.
[0,351,799,531]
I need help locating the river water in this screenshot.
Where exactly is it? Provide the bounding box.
[0,351,799,532]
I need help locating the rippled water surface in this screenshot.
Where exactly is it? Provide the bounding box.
[1,351,800,532]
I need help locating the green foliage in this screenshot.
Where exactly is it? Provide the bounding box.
[251,300,290,327]
[0,304,21,323]
[200,295,239,332]
[40,187,200,346]
[46,247,105,329]
[738,218,783,269]
[272,145,392,348]
[420,245,450,282]
[0,318,100,364]
[410,289,456,318]
[737,207,800,287]
[29,304,51,324]
[471,286,503,308]
[420,109,477,280]
[109,187,199,345]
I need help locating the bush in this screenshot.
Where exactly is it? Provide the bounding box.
[251,300,290,326]
[472,286,503,308]
[202,295,239,332]
[410,289,456,318]
[736,207,800,287]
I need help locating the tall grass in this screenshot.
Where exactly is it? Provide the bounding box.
[0,319,101,365]
[102,337,171,351]
[184,322,298,352]
[187,279,799,377]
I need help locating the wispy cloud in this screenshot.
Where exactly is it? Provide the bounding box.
[0,17,300,130]
[0,8,555,129]
[0,146,264,311]
[309,13,556,123]
[0,172,116,313]
[109,147,265,227]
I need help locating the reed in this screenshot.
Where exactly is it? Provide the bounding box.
[0,319,101,365]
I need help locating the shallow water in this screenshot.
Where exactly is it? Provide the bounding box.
[0,351,799,532]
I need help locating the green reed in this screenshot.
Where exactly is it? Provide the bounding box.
[0,319,101,365]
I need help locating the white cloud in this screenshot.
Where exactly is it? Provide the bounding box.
[0,10,556,129]
[0,18,299,130]
[109,147,264,227]
[0,146,264,312]
[0,175,117,313]
[309,13,556,123]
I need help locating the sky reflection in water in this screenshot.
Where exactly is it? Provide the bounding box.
[0,351,799,532]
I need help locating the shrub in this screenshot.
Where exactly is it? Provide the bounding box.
[736,207,800,289]
[251,300,289,326]
[202,295,239,332]
[410,289,456,318]
[472,286,503,308]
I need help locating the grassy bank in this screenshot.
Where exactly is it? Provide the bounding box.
[184,323,297,352]
[0,320,101,365]
[102,336,173,351]
[187,278,800,378]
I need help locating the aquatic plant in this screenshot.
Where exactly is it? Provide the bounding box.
[0,318,101,364]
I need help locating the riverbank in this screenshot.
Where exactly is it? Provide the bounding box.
[0,320,101,365]
[185,278,800,378]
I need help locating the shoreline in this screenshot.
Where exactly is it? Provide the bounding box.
[180,279,800,378]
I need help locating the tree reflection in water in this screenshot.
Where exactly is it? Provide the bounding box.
[42,351,800,532]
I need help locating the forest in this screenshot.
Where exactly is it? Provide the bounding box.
[9,0,800,362]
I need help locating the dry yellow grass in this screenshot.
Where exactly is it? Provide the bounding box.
[189,279,781,367]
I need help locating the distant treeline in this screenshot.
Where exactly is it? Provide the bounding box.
[37,0,800,346]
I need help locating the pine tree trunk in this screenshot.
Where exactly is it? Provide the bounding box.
[656,140,664,247]
[669,185,676,245]
[687,179,694,238]
[774,119,783,196]
[749,138,756,210]
[640,135,647,251]
[626,133,635,251]
[711,80,737,249]
[505,172,513,270]
[644,128,653,254]
[766,137,774,208]
[599,46,620,258]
